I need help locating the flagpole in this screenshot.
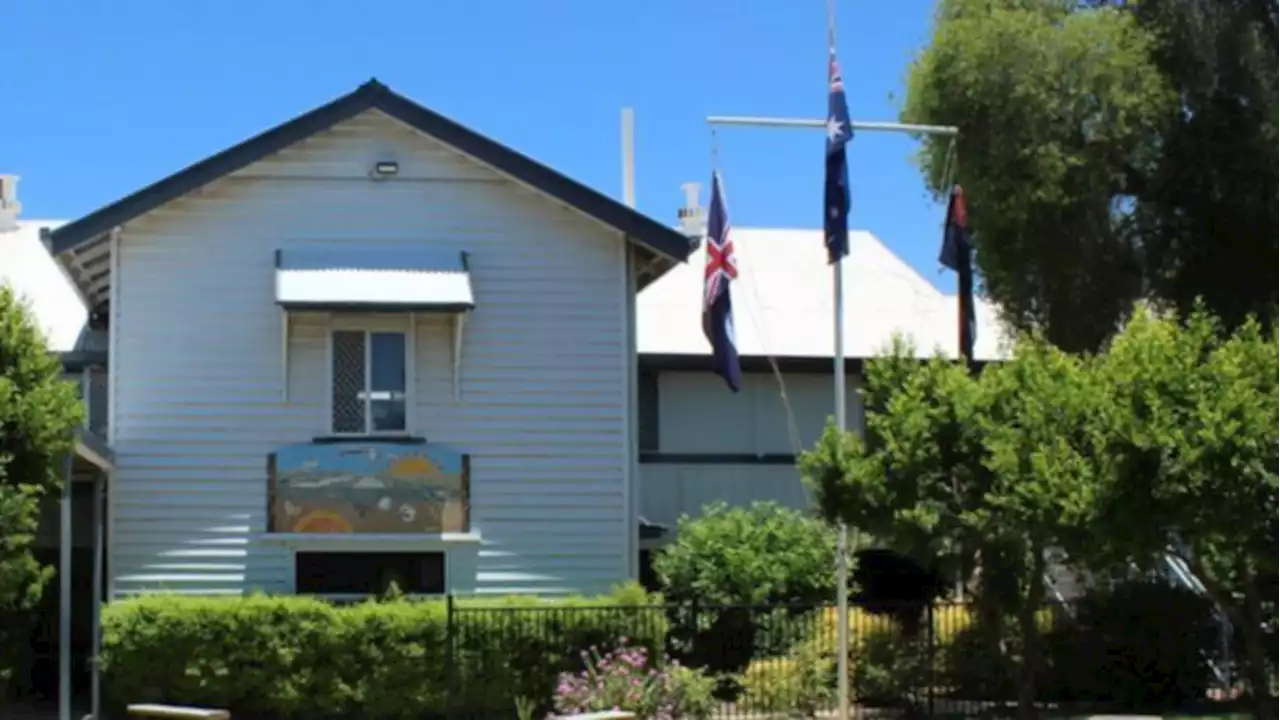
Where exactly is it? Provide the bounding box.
[834,241,852,720]
[706,10,960,720]
[826,2,851,719]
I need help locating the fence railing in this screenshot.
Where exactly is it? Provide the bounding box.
[4,590,1250,719]
[441,597,1243,720]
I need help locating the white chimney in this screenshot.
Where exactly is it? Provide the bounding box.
[0,175,21,232]
[677,181,705,240]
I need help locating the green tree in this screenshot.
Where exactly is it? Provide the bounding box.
[1091,308,1278,717]
[799,341,981,585]
[976,341,1103,715]
[904,0,1278,350]
[801,336,1101,719]
[0,286,84,691]
[902,0,1173,352]
[1095,0,1279,331]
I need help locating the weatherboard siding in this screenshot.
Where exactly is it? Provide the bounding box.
[109,109,630,597]
[638,371,863,531]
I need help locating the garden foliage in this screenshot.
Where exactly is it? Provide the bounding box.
[101,586,665,720]
[652,502,836,674]
[551,640,716,720]
[0,286,84,692]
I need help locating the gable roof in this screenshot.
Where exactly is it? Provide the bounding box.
[0,219,87,353]
[47,79,694,266]
[637,226,1009,363]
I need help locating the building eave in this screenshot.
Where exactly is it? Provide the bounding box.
[637,352,993,375]
[47,79,694,269]
[74,427,114,471]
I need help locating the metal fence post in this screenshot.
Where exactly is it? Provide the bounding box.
[689,595,699,665]
[926,602,936,718]
[445,593,456,720]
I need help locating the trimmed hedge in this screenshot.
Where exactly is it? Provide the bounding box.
[101,584,664,720]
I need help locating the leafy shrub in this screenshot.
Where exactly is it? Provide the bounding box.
[736,605,943,714]
[1039,581,1221,709]
[937,617,1021,702]
[654,502,836,673]
[736,600,1082,714]
[933,602,1065,702]
[654,502,835,608]
[552,640,716,720]
[849,626,930,708]
[101,584,665,720]
[738,638,835,717]
[928,586,1218,708]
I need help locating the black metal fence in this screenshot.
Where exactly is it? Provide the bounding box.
[442,597,1246,719]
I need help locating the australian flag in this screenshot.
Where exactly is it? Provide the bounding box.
[824,47,852,264]
[702,171,742,393]
[938,185,976,366]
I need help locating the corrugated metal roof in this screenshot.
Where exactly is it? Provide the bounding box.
[0,218,87,352]
[275,246,474,310]
[636,227,1008,361]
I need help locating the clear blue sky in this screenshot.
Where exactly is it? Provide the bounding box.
[2,0,955,291]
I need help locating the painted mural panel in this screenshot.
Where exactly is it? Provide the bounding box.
[268,442,469,533]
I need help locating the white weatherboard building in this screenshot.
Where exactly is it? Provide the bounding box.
[634,222,1006,574]
[21,79,700,602]
[1,79,1008,713]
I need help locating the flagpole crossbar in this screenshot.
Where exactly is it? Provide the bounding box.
[707,115,959,138]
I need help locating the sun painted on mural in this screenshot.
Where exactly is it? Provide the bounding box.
[268,442,469,534]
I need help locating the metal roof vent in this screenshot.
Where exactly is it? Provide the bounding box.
[677,181,705,244]
[0,175,20,232]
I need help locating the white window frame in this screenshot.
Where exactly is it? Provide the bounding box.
[325,315,416,437]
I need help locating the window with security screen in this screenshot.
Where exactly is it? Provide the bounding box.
[331,330,407,434]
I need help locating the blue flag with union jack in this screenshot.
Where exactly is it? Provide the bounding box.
[702,171,742,393]
[824,46,852,264]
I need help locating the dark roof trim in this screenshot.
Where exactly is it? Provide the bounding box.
[311,434,427,445]
[278,301,475,313]
[58,350,109,372]
[74,427,115,468]
[638,517,670,540]
[640,353,867,375]
[639,353,992,375]
[639,452,796,465]
[48,79,694,264]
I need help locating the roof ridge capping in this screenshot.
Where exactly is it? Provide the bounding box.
[47,81,695,267]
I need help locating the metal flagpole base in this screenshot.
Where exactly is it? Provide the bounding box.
[836,522,850,720]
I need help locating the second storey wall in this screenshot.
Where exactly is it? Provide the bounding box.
[638,370,864,532]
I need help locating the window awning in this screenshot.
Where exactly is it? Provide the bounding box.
[275,247,474,312]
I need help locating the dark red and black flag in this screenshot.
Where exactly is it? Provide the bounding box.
[938,185,975,367]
